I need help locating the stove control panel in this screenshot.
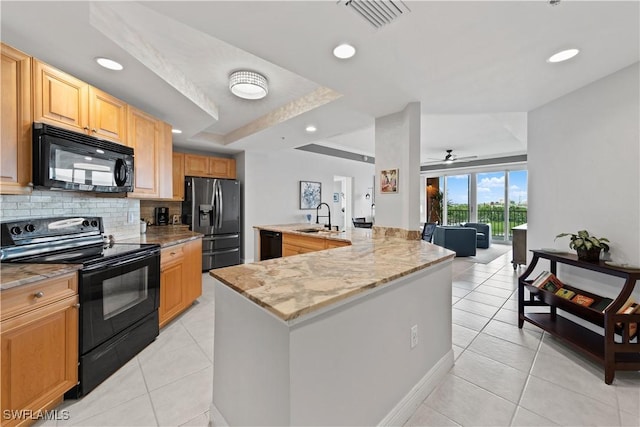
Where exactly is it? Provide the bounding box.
[1,216,104,244]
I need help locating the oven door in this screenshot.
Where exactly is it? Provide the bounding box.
[80,249,160,354]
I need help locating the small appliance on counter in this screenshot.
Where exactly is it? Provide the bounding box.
[154,207,169,225]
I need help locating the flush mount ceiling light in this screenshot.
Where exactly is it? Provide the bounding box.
[333,43,356,59]
[95,57,123,71]
[171,129,182,134]
[305,125,317,133]
[229,70,268,100]
[547,48,580,63]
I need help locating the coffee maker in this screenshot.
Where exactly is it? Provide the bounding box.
[154,207,169,226]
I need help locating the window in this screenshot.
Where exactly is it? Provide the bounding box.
[425,168,528,242]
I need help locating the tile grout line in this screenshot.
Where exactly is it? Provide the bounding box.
[135,356,162,427]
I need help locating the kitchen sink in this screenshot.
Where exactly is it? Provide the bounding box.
[296,228,324,233]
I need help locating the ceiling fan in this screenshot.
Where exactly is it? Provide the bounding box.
[426,149,478,164]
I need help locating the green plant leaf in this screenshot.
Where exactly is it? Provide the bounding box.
[573,238,584,248]
[555,233,575,240]
[577,230,589,238]
[584,240,593,250]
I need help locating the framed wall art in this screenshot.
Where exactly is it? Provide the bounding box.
[300,181,322,209]
[380,168,398,193]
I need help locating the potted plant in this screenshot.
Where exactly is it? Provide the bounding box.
[555,230,610,262]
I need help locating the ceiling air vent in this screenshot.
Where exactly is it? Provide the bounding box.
[339,0,411,29]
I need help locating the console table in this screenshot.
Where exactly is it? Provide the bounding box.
[518,250,640,384]
[511,224,527,269]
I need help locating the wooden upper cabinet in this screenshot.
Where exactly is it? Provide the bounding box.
[33,59,127,144]
[157,121,173,199]
[172,152,185,200]
[127,106,159,197]
[88,86,127,143]
[184,154,236,179]
[210,157,236,179]
[1,43,32,195]
[184,154,209,176]
[33,59,88,133]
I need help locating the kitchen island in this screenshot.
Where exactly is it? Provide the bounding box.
[210,224,455,426]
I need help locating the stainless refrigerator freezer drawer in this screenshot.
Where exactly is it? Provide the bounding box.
[202,234,240,251]
[204,247,240,270]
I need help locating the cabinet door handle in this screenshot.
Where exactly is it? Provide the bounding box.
[83,126,89,131]
[92,128,97,133]
[73,303,80,308]
[34,291,44,299]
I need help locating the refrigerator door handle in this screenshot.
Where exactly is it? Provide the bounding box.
[190,177,196,230]
[211,179,218,231]
[218,180,224,229]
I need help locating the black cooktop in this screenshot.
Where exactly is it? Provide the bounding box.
[11,243,160,269]
[0,216,159,269]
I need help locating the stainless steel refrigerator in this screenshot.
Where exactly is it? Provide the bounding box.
[183,177,241,270]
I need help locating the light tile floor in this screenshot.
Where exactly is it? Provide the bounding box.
[37,251,639,427]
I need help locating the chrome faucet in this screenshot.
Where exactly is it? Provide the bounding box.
[316,203,332,229]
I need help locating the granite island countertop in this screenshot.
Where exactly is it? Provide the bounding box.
[211,224,455,323]
[1,263,82,291]
[120,225,203,247]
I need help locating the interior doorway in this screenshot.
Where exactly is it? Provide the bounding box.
[333,176,352,231]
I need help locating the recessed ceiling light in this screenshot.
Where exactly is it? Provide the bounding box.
[95,57,124,71]
[171,129,182,134]
[547,48,580,63]
[333,43,356,59]
[305,125,317,133]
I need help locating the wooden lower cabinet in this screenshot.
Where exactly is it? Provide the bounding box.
[1,273,79,427]
[159,238,202,328]
[282,234,350,257]
[325,240,351,250]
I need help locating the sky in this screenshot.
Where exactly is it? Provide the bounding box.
[443,170,528,205]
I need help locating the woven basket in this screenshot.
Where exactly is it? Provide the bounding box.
[576,247,601,262]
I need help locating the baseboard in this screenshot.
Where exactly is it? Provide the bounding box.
[377,348,454,427]
[210,402,229,427]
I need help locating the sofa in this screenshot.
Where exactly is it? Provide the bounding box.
[463,223,491,249]
[432,226,477,257]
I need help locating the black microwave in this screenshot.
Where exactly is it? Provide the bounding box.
[33,123,134,193]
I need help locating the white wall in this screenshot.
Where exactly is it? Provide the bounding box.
[375,102,421,231]
[528,62,640,298]
[242,149,375,262]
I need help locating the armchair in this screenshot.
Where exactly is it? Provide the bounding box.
[463,223,491,249]
[432,226,477,257]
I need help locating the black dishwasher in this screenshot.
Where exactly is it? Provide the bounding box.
[260,230,282,260]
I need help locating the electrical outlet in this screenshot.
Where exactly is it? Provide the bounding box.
[410,324,418,349]
[128,212,137,224]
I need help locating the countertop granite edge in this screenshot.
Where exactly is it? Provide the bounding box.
[120,228,203,247]
[1,228,203,291]
[1,264,82,291]
[212,224,456,323]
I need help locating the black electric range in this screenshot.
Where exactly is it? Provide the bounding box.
[0,216,161,398]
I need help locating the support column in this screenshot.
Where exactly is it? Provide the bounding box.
[374,102,421,239]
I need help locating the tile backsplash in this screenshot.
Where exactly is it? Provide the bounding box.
[0,190,140,239]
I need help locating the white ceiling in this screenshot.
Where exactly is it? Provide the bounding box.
[2,1,638,163]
